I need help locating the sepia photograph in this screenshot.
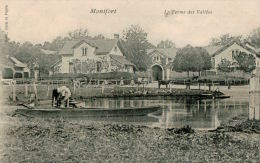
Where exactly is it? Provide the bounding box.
[0,0,260,162]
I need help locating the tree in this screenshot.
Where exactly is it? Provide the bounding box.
[210,34,243,46]
[93,34,106,40]
[157,40,175,48]
[217,58,232,73]
[122,24,153,71]
[233,52,255,73]
[172,45,204,77]
[198,47,212,71]
[248,27,260,48]
[68,28,89,40]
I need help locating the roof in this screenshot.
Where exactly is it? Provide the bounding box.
[148,48,179,59]
[50,59,62,69]
[41,49,58,55]
[59,39,118,55]
[93,39,118,55]
[0,56,27,68]
[10,57,27,67]
[110,54,135,66]
[203,45,223,56]
[211,41,260,57]
[255,48,260,53]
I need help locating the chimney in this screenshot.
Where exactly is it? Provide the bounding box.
[114,34,119,39]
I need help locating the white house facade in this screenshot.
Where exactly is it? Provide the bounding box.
[147,41,260,81]
[51,37,136,74]
[211,41,260,71]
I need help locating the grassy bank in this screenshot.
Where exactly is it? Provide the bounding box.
[1,113,260,162]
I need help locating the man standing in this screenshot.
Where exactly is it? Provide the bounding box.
[59,86,72,108]
[52,86,71,108]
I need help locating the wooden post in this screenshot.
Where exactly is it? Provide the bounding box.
[25,84,28,97]
[33,81,38,99]
[101,84,105,94]
[12,81,16,102]
[46,84,50,97]
[53,97,56,107]
[73,81,76,94]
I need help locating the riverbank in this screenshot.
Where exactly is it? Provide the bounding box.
[1,113,260,162]
[3,84,226,103]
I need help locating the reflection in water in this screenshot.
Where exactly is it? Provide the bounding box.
[249,93,260,120]
[83,97,249,129]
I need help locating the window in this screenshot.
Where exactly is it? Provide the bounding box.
[82,47,88,56]
[96,62,102,72]
[24,72,29,78]
[69,62,74,73]
[232,50,240,59]
[14,67,23,71]
[14,72,23,78]
[2,68,13,79]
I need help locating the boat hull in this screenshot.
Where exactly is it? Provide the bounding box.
[15,106,162,118]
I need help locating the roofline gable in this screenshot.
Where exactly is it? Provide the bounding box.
[212,41,259,57]
[107,40,119,54]
[72,40,98,49]
[149,49,166,58]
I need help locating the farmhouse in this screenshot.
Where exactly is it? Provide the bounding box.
[147,41,260,81]
[51,35,136,74]
[147,48,200,81]
[210,41,260,71]
[0,55,30,79]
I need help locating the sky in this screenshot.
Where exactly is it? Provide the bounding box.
[0,0,260,47]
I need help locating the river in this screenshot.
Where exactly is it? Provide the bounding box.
[80,85,259,130]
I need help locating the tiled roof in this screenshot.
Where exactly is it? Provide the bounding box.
[110,54,135,66]
[255,48,260,53]
[148,48,179,59]
[147,42,260,59]
[10,57,27,67]
[203,45,223,56]
[94,39,118,55]
[59,39,118,55]
[211,41,260,57]
[50,59,62,68]
[0,56,27,68]
[41,49,58,55]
